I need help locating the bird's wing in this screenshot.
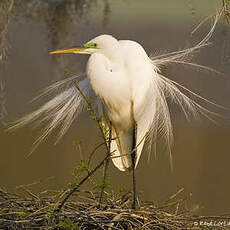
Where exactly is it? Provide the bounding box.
[97,102,131,172]
[110,127,133,171]
[111,40,159,170]
[133,77,157,169]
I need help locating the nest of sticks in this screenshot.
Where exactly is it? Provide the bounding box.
[1,187,227,230]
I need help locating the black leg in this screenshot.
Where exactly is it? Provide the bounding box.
[99,121,112,206]
[131,123,137,209]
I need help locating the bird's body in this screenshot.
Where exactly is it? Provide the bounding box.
[86,36,156,171]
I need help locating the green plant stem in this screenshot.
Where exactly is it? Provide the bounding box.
[73,80,110,153]
[99,121,112,205]
[55,153,110,213]
[55,80,113,213]
[87,142,106,167]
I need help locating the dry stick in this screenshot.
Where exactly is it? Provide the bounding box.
[55,80,111,213]
[0,0,14,58]
[223,0,230,24]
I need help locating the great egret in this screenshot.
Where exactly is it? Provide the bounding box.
[11,16,220,209]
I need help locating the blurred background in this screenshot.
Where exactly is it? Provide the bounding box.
[0,0,230,215]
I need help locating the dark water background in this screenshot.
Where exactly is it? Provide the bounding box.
[0,0,230,215]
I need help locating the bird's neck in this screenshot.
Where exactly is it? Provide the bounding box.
[103,48,124,67]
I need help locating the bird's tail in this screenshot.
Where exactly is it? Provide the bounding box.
[8,76,93,153]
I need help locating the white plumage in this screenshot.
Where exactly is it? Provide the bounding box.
[86,37,159,171]
[10,16,220,171]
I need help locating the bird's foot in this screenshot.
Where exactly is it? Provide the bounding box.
[131,199,139,210]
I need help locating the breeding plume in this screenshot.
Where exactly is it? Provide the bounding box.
[12,17,219,208]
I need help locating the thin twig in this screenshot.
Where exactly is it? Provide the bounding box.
[55,153,110,213]
[55,80,112,212]
[99,121,112,205]
[73,80,110,153]
[87,142,106,167]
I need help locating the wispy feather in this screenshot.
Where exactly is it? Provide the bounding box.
[145,14,222,166]
[9,76,95,153]
[151,13,219,67]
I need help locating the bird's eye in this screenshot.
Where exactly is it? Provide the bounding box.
[83,42,98,49]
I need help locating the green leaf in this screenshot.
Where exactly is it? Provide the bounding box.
[58,218,80,230]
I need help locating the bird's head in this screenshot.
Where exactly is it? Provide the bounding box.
[50,34,118,55]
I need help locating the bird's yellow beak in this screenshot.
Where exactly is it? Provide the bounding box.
[50,42,98,55]
[50,47,88,55]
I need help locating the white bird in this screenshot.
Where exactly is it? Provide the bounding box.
[11,16,219,208]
